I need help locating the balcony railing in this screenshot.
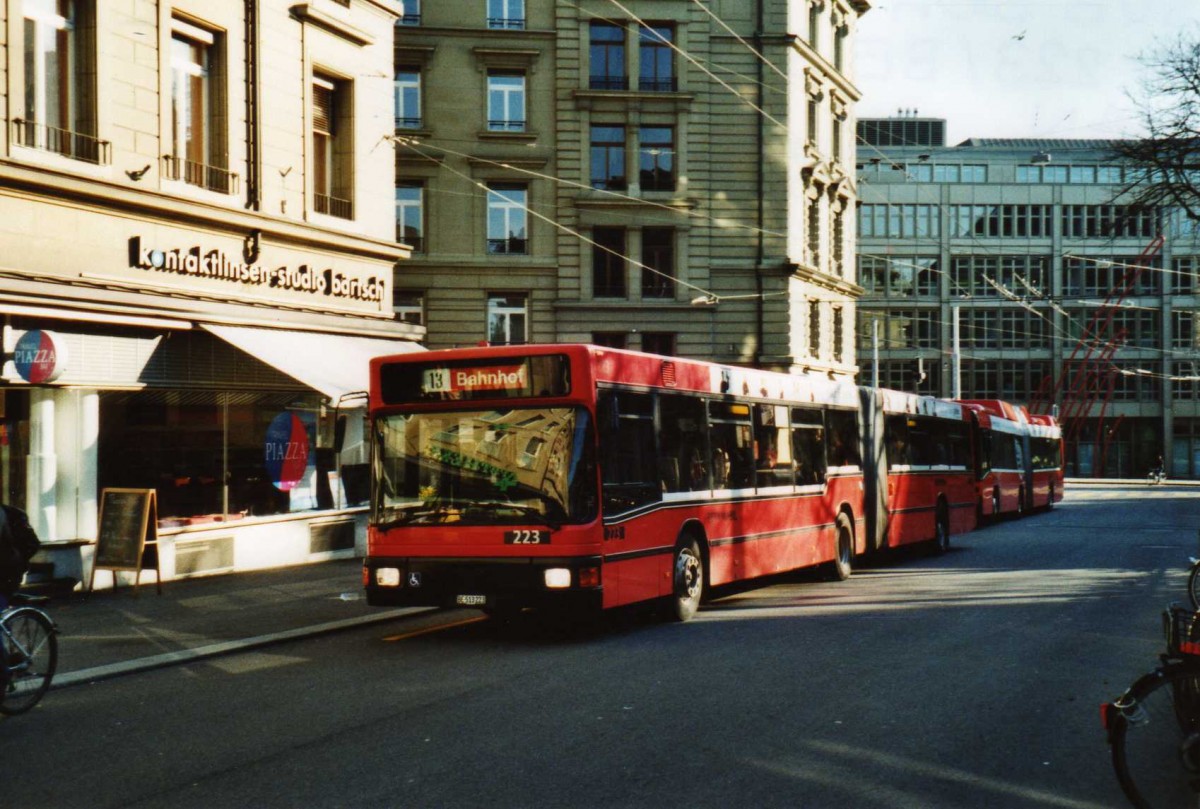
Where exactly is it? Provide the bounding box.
[161,154,240,194]
[487,17,526,29]
[397,13,421,25]
[589,76,629,91]
[487,237,527,255]
[397,228,424,251]
[395,116,423,129]
[487,119,527,132]
[11,119,111,165]
[316,193,354,220]
[638,77,678,92]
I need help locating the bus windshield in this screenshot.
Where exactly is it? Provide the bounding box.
[373,406,597,528]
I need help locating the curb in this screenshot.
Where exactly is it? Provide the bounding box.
[53,607,433,689]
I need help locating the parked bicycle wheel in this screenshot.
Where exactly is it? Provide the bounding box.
[1189,561,1200,611]
[0,607,57,715]
[1108,664,1200,808]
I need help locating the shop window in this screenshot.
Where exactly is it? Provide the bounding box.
[97,391,363,527]
[0,391,30,509]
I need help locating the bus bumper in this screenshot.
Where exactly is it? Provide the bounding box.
[364,556,604,612]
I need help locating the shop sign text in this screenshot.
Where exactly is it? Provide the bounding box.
[129,237,386,303]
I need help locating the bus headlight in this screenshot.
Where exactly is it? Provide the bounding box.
[544,568,571,589]
[376,567,402,587]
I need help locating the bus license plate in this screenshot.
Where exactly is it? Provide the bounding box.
[456,594,487,606]
[505,529,549,545]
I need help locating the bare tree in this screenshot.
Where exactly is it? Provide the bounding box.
[1109,33,1200,227]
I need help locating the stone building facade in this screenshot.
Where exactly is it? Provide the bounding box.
[0,0,418,586]
[393,0,869,376]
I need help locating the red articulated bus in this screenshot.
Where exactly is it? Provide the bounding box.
[1022,411,1065,510]
[363,345,1060,621]
[364,344,867,621]
[957,399,1034,520]
[859,389,978,554]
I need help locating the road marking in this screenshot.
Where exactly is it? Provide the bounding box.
[383,615,487,642]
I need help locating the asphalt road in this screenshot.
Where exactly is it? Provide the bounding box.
[3,483,1193,808]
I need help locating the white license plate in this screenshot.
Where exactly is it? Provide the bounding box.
[456,594,487,606]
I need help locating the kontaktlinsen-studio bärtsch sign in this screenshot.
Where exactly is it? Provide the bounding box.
[128,236,387,304]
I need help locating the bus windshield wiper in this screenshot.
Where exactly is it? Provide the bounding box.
[470,500,562,531]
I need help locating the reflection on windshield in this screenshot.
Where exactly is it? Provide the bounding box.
[373,406,597,527]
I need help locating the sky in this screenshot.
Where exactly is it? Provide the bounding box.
[855,0,1200,145]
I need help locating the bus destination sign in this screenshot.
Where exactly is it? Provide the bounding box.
[380,355,571,404]
[422,364,527,395]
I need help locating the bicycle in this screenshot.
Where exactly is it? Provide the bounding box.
[1147,469,1166,485]
[1103,604,1200,807]
[0,593,58,715]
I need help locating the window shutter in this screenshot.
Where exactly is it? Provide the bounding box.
[313,83,332,133]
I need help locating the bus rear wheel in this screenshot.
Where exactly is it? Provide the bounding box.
[671,538,704,622]
[827,513,854,581]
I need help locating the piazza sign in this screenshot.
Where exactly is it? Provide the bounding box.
[13,330,67,384]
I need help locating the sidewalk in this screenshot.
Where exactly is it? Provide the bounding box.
[29,559,432,689]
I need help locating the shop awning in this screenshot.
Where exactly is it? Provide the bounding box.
[202,324,423,404]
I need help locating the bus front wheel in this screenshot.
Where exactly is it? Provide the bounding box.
[671,538,704,622]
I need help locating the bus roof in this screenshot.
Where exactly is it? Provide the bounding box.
[874,388,966,421]
[370,343,860,408]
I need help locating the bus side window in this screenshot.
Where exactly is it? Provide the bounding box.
[825,409,862,469]
[754,404,793,489]
[709,402,754,490]
[791,407,824,486]
[597,390,658,515]
[659,394,708,492]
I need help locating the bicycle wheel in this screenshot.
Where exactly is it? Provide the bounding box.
[1110,665,1200,808]
[1190,564,1200,612]
[0,608,57,716]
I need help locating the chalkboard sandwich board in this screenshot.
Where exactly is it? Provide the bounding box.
[89,488,161,595]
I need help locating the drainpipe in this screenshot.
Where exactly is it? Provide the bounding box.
[754,0,765,368]
[244,0,261,211]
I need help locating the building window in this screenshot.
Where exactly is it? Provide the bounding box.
[396,182,423,250]
[487,72,525,131]
[1063,255,1161,296]
[858,204,940,238]
[948,204,1050,238]
[951,255,1048,298]
[487,293,528,345]
[641,228,675,298]
[487,0,525,29]
[808,3,820,49]
[808,300,821,358]
[1061,205,1162,239]
[313,74,353,219]
[18,0,105,164]
[398,0,421,25]
[590,125,626,190]
[593,227,627,298]
[395,68,421,129]
[807,97,818,146]
[393,291,425,326]
[807,195,823,269]
[486,184,528,254]
[166,18,235,193]
[1175,257,1199,294]
[834,24,846,70]
[884,310,940,349]
[642,333,675,356]
[639,126,674,191]
[638,23,675,91]
[590,21,627,90]
[593,332,627,349]
[832,307,845,363]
